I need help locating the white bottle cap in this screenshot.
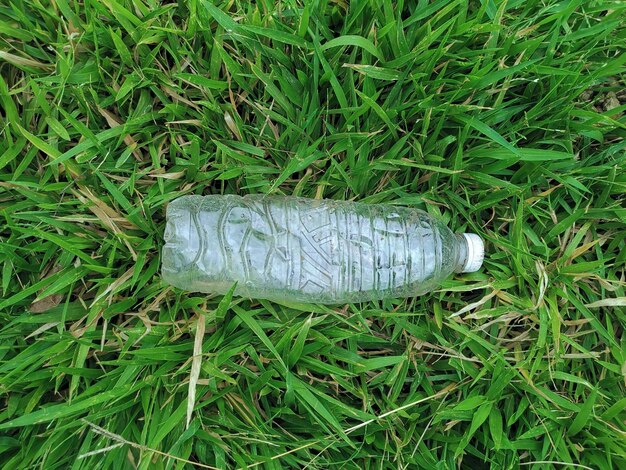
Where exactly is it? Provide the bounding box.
[461,233,484,273]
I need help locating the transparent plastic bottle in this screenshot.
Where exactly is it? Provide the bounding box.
[162,195,484,304]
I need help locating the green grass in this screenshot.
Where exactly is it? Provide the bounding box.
[1,0,625,468]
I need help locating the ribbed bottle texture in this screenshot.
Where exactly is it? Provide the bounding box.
[162,195,483,304]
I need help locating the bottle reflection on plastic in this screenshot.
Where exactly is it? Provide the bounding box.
[162,195,484,304]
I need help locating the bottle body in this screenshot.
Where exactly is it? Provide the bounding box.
[162,195,482,304]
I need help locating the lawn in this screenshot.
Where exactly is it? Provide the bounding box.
[1,0,625,468]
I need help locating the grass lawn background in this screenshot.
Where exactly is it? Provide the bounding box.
[0,0,625,468]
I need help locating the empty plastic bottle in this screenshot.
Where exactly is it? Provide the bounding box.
[162,195,484,304]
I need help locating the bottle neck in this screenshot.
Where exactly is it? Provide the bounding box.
[454,233,484,273]
[454,234,469,273]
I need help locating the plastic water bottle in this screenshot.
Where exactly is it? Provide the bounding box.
[162,195,484,304]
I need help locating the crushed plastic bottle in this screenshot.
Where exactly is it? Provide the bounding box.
[162,195,484,304]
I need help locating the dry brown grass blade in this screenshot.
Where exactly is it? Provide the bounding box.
[0,50,54,69]
[73,187,138,260]
[82,420,220,469]
[29,294,62,313]
[186,313,206,429]
[97,107,143,161]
